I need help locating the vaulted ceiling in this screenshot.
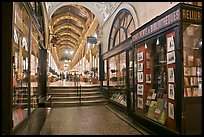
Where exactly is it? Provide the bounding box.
[49,4,94,62]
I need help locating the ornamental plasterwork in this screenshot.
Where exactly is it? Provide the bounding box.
[45,2,119,21]
[88,2,119,20]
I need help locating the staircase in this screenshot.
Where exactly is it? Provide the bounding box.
[47,86,108,107]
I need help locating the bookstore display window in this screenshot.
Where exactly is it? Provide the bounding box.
[109,52,127,106]
[134,30,177,130]
[30,24,39,112]
[12,2,30,128]
[183,23,202,97]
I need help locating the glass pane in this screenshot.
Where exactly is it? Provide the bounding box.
[135,31,175,129]
[30,25,39,113]
[183,23,202,97]
[13,2,30,128]
[109,52,127,106]
[129,49,134,109]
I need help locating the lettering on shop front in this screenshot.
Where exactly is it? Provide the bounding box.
[132,9,180,43]
[182,9,202,22]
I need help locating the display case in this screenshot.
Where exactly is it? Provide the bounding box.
[130,3,202,135]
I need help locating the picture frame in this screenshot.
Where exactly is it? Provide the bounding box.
[167,51,175,64]
[168,67,175,83]
[167,35,175,52]
[146,61,150,69]
[138,63,143,72]
[137,84,144,95]
[137,97,143,109]
[137,52,143,62]
[146,52,150,59]
[146,74,151,83]
[137,72,143,83]
[184,67,191,76]
[168,84,175,100]
[168,102,174,119]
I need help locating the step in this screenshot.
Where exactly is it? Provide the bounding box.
[49,99,108,107]
[48,91,102,96]
[48,88,101,92]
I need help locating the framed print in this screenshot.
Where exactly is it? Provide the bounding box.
[184,67,191,76]
[146,61,150,69]
[167,35,175,52]
[147,89,155,99]
[146,74,151,83]
[168,67,175,83]
[145,99,151,106]
[146,52,150,59]
[137,97,143,109]
[191,67,196,76]
[137,52,143,62]
[168,102,174,119]
[168,84,175,100]
[137,72,143,83]
[138,63,143,72]
[137,84,144,95]
[167,51,175,64]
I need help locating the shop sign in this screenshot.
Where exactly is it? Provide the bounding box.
[182,9,202,23]
[132,9,180,43]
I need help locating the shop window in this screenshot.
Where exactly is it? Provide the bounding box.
[134,30,177,130]
[109,52,127,106]
[182,23,202,97]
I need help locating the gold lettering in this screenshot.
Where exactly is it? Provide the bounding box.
[183,9,186,19]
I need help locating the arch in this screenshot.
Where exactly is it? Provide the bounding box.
[58,45,75,51]
[54,23,82,34]
[56,32,80,40]
[58,35,78,44]
[48,2,104,27]
[54,25,82,36]
[57,40,77,47]
[51,14,86,28]
[112,3,139,28]
[57,38,77,45]
[57,33,79,41]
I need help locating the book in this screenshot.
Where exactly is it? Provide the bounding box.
[184,77,189,86]
[153,98,164,121]
[147,89,155,99]
[147,101,157,119]
[186,88,192,97]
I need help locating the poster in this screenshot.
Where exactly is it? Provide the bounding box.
[167,51,175,64]
[137,97,143,109]
[137,52,143,62]
[168,67,175,83]
[168,84,175,100]
[168,102,174,119]
[138,63,143,72]
[167,35,175,52]
[137,72,143,83]
[137,84,144,95]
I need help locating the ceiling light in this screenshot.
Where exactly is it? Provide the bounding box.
[70,51,74,54]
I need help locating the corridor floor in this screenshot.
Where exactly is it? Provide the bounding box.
[40,104,149,135]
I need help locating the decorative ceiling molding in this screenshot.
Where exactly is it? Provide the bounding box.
[45,2,119,26]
